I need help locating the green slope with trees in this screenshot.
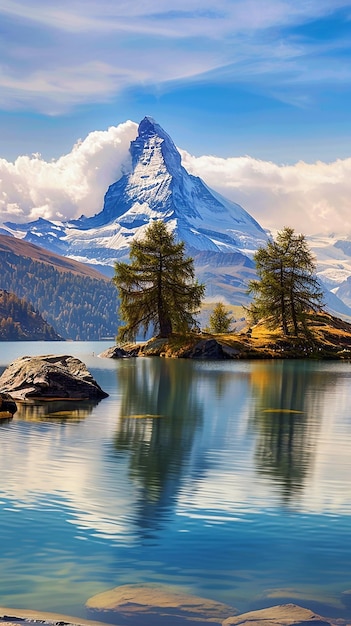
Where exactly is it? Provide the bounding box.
[0,235,119,340]
[0,289,62,340]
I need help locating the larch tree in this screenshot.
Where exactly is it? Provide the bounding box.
[247,227,324,336]
[113,220,205,341]
[208,302,235,334]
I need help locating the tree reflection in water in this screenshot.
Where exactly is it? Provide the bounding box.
[250,360,332,503]
[113,357,204,535]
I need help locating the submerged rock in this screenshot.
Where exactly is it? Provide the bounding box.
[86,583,236,625]
[222,603,332,626]
[0,602,342,626]
[0,354,108,400]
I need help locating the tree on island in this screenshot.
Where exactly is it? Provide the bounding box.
[207,302,235,334]
[113,220,205,341]
[247,226,324,336]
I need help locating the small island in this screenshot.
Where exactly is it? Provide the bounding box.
[109,223,351,361]
[101,310,351,361]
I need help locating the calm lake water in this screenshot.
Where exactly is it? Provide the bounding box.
[1,341,351,622]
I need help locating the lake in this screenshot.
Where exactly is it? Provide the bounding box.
[1,341,351,622]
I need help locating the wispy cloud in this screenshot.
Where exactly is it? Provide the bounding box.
[2,1,350,36]
[1,0,351,113]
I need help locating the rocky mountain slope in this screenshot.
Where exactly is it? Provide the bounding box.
[308,235,351,308]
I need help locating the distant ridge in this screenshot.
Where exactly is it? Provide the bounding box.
[0,233,110,281]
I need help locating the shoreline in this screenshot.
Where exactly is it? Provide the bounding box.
[0,601,346,626]
[0,607,114,626]
[98,312,351,361]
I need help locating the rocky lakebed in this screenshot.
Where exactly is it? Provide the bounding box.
[1,583,350,626]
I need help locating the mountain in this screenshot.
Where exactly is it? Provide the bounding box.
[4,116,268,303]
[0,235,119,340]
[3,116,351,314]
[308,235,351,303]
[68,116,267,253]
[0,289,62,341]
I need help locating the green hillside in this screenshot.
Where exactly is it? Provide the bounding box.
[0,235,119,340]
[0,289,62,341]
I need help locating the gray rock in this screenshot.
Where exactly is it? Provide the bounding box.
[183,338,231,359]
[0,355,108,400]
[99,346,134,358]
[222,343,241,358]
[0,392,17,416]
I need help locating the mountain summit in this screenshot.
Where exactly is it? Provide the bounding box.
[66,116,268,260]
[3,118,351,310]
[5,117,269,302]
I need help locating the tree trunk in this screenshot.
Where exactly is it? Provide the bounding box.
[158,311,172,337]
[280,262,289,336]
[290,293,299,336]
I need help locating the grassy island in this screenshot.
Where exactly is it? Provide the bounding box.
[120,312,351,360]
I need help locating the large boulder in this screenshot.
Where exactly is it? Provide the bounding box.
[86,583,236,625]
[0,355,108,400]
[0,392,17,417]
[99,346,140,358]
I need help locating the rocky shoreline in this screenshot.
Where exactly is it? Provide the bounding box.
[0,607,113,626]
[98,312,351,361]
[2,582,350,626]
[0,601,346,626]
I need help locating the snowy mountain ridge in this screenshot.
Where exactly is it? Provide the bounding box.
[3,116,269,303]
[63,116,268,260]
[3,116,351,312]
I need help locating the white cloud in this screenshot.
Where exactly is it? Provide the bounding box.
[1,120,351,237]
[180,150,351,236]
[0,50,219,115]
[0,120,137,222]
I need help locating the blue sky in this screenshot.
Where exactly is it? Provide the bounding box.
[1,0,351,236]
[1,0,351,163]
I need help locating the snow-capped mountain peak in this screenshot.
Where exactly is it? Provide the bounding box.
[131,116,182,172]
[56,116,268,264]
[1,118,269,302]
[2,117,351,312]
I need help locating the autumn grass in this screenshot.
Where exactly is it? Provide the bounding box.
[243,311,351,358]
[129,311,351,360]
